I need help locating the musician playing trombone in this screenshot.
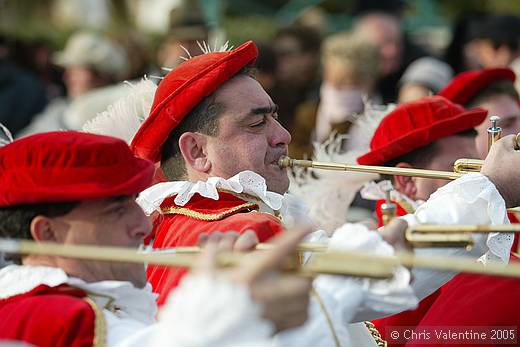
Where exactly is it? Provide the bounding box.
[104,40,520,346]
[355,95,520,343]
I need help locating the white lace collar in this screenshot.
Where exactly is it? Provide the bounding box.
[360,180,424,210]
[0,265,157,325]
[137,170,285,215]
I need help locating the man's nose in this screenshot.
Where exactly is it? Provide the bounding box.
[128,207,153,241]
[269,118,292,147]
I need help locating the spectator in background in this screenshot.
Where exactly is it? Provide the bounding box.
[398,57,453,103]
[19,31,130,136]
[156,3,209,69]
[270,25,322,132]
[443,11,487,74]
[439,68,520,160]
[10,37,66,101]
[253,43,278,92]
[289,32,379,158]
[352,8,428,103]
[473,15,520,69]
[0,36,48,135]
[114,31,152,81]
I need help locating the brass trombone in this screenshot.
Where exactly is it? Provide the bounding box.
[279,156,463,180]
[3,238,520,280]
[453,116,503,173]
[148,225,520,253]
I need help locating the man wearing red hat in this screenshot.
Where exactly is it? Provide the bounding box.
[439,67,520,159]
[120,40,520,347]
[0,131,317,347]
[357,95,486,225]
[356,97,520,346]
[439,67,520,251]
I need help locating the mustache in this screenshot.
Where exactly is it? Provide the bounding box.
[266,149,288,164]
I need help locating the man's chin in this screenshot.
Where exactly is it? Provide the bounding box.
[115,264,147,288]
[267,175,290,194]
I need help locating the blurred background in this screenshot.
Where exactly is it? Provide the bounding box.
[2,0,520,150]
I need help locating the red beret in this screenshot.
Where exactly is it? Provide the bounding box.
[357,96,487,166]
[131,41,258,163]
[0,131,154,206]
[438,68,516,105]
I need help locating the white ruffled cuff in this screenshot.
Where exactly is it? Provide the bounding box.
[155,274,274,347]
[313,223,418,323]
[401,173,512,264]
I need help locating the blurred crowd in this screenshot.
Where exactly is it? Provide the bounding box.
[2,1,520,157]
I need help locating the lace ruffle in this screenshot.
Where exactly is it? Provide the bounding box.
[137,171,284,215]
[408,173,512,264]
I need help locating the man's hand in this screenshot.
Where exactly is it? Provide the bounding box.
[481,135,520,208]
[196,228,313,334]
[379,218,410,251]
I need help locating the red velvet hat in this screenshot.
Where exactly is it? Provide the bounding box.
[131,41,258,162]
[0,131,154,206]
[357,96,487,166]
[438,68,516,105]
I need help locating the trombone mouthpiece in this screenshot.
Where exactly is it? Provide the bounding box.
[278,156,292,168]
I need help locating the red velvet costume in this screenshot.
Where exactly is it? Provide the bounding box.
[147,191,284,305]
[405,256,520,347]
[0,284,102,347]
[129,41,284,304]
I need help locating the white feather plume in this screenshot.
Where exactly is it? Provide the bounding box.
[289,100,396,233]
[82,79,157,143]
[289,134,378,234]
[345,100,396,152]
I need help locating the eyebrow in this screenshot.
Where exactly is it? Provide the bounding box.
[248,104,279,116]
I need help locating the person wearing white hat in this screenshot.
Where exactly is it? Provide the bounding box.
[18,31,130,136]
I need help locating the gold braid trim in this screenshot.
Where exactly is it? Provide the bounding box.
[364,321,387,347]
[83,297,107,347]
[161,202,259,221]
[395,197,415,215]
[310,288,342,347]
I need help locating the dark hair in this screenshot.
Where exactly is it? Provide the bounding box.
[466,79,520,107]
[161,94,223,180]
[477,15,520,52]
[275,25,322,54]
[383,128,478,170]
[443,11,487,74]
[0,201,79,263]
[255,42,278,75]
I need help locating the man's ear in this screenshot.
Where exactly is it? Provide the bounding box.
[30,215,58,242]
[393,162,418,198]
[178,132,211,174]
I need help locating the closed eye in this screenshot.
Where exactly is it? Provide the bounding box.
[250,117,267,128]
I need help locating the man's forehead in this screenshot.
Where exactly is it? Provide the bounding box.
[216,75,274,111]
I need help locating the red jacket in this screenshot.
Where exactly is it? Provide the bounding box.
[147,191,284,306]
[0,284,102,347]
[405,255,520,347]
